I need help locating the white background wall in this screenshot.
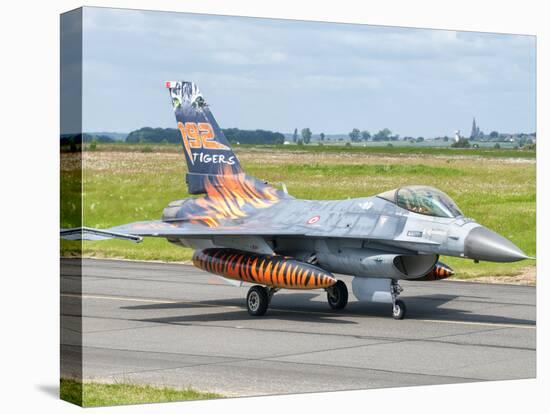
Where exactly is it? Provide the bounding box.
[0,1,546,413]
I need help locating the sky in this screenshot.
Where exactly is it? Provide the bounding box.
[81,7,536,137]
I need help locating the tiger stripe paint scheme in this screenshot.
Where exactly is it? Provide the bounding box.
[193,248,337,289]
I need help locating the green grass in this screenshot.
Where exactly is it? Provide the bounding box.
[83,141,536,158]
[60,378,222,407]
[61,145,536,280]
[242,143,536,158]
[282,163,461,177]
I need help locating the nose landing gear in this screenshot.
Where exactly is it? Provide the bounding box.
[391,280,406,320]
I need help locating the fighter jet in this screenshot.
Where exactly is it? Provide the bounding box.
[62,81,533,319]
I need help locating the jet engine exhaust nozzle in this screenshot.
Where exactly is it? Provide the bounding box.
[465,226,528,263]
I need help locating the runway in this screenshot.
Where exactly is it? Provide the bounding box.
[61,258,536,397]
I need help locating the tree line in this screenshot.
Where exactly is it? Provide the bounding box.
[291,128,313,144]
[348,128,400,142]
[125,127,285,145]
[291,127,399,143]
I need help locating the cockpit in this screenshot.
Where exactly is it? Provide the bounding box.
[377,185,463,218]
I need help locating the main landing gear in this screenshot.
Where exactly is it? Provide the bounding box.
[326,280,348,310]
[391,280,406,320]
[245,282,350,316]
[246,285,278,316]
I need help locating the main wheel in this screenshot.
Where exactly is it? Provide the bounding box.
[247,285,269,316]
[392,299,406,320]
[327,280,348,310]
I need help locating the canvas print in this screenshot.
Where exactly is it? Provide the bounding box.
[60,7,536,407]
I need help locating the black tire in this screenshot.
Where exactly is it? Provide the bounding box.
[327,280,348,310]
[247,285,269,316]
[392,299,406,320]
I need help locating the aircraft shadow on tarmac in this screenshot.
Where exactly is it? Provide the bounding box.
[120,292,535,327]
[122,293,357,325]
[395,294,535,326]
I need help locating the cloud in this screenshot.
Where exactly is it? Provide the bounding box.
[211,50,287,65]
[81,7,535,136]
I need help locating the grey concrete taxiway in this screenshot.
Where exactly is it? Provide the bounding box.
[61,259,536,397]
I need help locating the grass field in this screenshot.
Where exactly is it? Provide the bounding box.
[61,143,536,281]
[60,379,222,407]
[83,141,536,158]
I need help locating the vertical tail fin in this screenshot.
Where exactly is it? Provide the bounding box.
[166,81,243,194]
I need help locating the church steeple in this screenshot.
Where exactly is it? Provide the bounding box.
[470,117,480,139]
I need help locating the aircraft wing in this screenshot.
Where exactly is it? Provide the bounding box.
[61,220,304,242]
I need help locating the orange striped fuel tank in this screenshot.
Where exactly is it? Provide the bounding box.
[192,249,337,289]
[415,261,454,281]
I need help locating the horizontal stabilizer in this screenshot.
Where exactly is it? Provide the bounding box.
[60,227,143,243]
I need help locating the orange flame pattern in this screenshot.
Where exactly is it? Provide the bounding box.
[193,248,336,289]
[187,165,283,227]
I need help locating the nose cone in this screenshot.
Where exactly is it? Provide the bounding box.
[465,226,528,262]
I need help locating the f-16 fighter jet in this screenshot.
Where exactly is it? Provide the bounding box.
[62,81,533,319]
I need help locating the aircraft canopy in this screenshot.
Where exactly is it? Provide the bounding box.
[378,186,463,218]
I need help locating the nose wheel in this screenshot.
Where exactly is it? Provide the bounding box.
[391,280,406,320]
[392,299,406,320]
[326,280,348,310]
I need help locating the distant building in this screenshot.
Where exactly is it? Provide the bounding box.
[454,130,461,142]
[470,117,482,140]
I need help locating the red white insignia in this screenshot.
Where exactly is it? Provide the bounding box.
[306,215,320,224]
